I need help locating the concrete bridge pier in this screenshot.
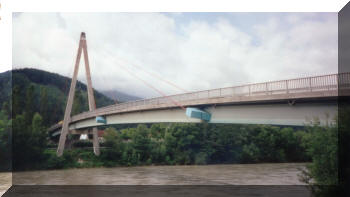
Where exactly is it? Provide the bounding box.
[92,127,100,155]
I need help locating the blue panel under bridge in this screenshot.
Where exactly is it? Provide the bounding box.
[96,116,107,124]
[186,107,211,121]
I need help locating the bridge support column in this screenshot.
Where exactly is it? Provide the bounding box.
[57,32,100,157]
[92,127,100,156]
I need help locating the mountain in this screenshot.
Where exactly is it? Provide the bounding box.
[102,90,142,103]
[0,68,116,126]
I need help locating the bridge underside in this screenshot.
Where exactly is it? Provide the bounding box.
[50,99,337,137]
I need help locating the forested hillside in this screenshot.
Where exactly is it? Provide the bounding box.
[0,68,114,171]
[0,68,114,126]
[102,90,141,103]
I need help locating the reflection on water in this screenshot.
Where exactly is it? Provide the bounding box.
[12,163,307,185]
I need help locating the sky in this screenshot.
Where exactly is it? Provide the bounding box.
[12,12,337,98]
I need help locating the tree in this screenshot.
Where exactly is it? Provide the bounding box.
[255,125,286,162]
[12,114,30,170]
[0,110,11,171]
[72,90,85,115]
[31,113,47,155]
[12,85,22,117]
[50,100,64,125]
[150,123,166,139]
[164,129,177,162]
[339,104,350,195]
[39,86,49,125]
[241,143,260,163]
[306,124,338,185]
[102,127,124,163]
[132,124,151,162]
[2,102,11,119]
[209,124,245,163]
[12,113,47,170]
[25,84,36,125]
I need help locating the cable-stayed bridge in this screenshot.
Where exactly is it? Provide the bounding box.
[51,32,347,156]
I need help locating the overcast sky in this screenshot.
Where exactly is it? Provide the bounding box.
[12,12,337,98]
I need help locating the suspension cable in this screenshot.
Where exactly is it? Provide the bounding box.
[115,62,186,110]
[114,56,188,93]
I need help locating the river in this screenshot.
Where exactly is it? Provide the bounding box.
[3,163,307,186]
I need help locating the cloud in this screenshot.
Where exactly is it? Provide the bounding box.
[12,13,337,98]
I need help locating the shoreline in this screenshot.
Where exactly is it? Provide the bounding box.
[9,161,310,172]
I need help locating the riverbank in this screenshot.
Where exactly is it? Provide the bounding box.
[14,147,310,172]
[12,123,314,171]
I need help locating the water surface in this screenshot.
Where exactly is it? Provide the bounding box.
[11,163,307,185]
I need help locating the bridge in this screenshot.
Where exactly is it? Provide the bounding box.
[51,32,348,156]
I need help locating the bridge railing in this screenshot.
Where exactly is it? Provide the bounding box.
[71,73,348,121]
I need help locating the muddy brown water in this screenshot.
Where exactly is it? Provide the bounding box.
[1,163,309,196]
[9,163,307,185]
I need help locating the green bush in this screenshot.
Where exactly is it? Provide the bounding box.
[241,143,260,163]
[194,152,208,165]
[8,122,317,170]
[72,141,93,148]
[306,125,338,185]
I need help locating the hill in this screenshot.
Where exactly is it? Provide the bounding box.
[102,90,141,103]
[0,68,115,126]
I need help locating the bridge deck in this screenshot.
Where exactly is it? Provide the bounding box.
[49,73,350,132]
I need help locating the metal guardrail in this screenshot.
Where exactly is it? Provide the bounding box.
[49,72,349,131]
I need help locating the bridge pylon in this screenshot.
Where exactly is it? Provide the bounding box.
[57,32,100,157]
